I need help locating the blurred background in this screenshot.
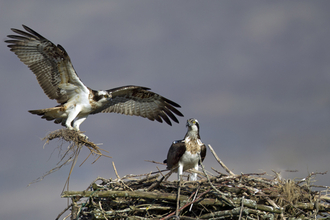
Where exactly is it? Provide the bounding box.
[1,1,330,219]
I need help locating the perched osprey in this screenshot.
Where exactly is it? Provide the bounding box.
[164,118,206,181]
[5,25,183,131]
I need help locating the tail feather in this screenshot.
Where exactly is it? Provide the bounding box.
[29,107,66,125]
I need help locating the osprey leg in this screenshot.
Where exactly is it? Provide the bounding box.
[190,163,199,181]
[177,163,183,181]
[73,116,88,131]
[65,105,83,130]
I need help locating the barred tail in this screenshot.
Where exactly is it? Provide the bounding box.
[29,106,66,125]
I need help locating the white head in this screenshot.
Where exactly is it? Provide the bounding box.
[94,90,112,103]
[186,118,199,132]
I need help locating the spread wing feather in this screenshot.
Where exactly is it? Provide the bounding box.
[5,25,88,104]
[6,25,184,126]
[91,86,183,126]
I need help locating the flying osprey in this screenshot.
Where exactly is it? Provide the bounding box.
[164,118,206,181]
[5,25,183,131]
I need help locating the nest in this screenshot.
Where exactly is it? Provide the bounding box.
[57,145,330,220]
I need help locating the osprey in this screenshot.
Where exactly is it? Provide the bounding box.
[5,25,183,131]
[164,118,206,181]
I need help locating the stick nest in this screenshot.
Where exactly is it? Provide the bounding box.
[59,147,330,220]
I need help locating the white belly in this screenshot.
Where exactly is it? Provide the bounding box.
[179,151,200,171]
[65,93,92,115]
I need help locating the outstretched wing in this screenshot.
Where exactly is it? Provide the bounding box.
[91,85,183,126]
[5,25,88,104]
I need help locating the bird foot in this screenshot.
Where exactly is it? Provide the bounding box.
[78,132,89,140]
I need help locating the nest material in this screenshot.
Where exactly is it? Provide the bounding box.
[60,172,330,220]
[29,129,111,188]
[27,130,330,219]
[43,128,109,158]
[59,146,330,220]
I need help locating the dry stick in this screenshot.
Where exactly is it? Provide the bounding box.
[62,213,71,220]
[89,177,111,191]
[156,166,165,177]
[30,129,111,188]
[189,186,199,211]
[79,151,92,167]
[98,200,109,220]
[63,144,82,193]
[176,179,181,217]
[70,201,80,220]
[244,184,282,214]
[91,155,103,164]
[200,207,268,219]
[112,161,133,191]
[238,196,245,220]
[145,159,166,165]
[160,188,212,220]
[55,204,71,220]
[211,167,225,175]
[121,172,155,179]
[147,175,166,191]
[112,161,120,179]
[208,144,235,176]
[79,152,103,166]
[62,190,285,214]
[198,153,236,207]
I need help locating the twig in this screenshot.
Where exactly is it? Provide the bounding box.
[189,186,199,211]
[112,161,120,180]
[198,153,236,207]
[55,204,71,220]
[208,144,235,176]
[161,188,212,220]
[71,201,79,220]
[147,175,166,191]
[211,167,226,175]
[79,151,92,167]
[176,180,181,217]
[238,196,244,220]
[145,160,166,165]
[157,166,165,177]
[112,161,133,191]
[98,200,109,220]
[200,206,271,219]
[89,177,111,187]
[29,128,111,190]
[62,213,71,220]
[62,190,227,207]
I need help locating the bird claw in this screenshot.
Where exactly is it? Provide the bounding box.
[78,132,89,140]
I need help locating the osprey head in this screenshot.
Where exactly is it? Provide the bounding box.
[186,118,199,132]
[94,90,112,103]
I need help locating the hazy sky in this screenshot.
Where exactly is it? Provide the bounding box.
[1,1,330,219]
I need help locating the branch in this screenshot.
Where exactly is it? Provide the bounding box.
[208,144,235,175]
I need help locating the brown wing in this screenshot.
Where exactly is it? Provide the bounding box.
[5,25,88,104]
[164,140,186,170]
[92,85,183,126]
[199,144,207,164]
